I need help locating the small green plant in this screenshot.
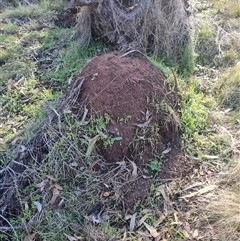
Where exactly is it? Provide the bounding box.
[117,114,132,125]
[148,155,163,172]
[180,79,212,140]
[149,159,161,171]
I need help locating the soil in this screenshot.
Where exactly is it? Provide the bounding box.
[76,52,187,171]
[0,50,193,217]
[74,52,193,208]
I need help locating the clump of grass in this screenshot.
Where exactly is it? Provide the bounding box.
[212,0,240,17]
[41,40,104,87]
[0,0,62,19]
[222,49,238,66]
[195,23,218,66]
[204,159,240,240]
[149,44,195,77]
[180,79,212,140]
[215,63,240,111]
[0,0,103,147]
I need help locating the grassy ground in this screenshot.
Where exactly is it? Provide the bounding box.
[0,0,239,240]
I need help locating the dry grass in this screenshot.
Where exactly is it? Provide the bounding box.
[75,0,191,63]
[215,63,240,111]
[212,0,240,17]
[75,6,91,46]
[204,159,240,240]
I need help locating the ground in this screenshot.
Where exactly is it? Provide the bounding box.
[73,51,192,207]
[0,0,239,240]
[77,52,178,163]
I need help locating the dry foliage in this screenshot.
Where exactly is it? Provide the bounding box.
[204,160,240,241]
[73,0,191,62]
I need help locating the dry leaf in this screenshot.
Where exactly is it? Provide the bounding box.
[122,231,127,241]
[116,160,126,166]
[54,183,63,190]
[73,234,85,240]
[143,222,160,238]
[125,214,132,220]
[24,233,36,241]
[85,134,100,157]
[35,179,48,191]
[129,213,137,231]
[33,201,42,213]
[79,107,88,126]
[51,187,60,205]
[193,229,199,238]
[103,183,110,188]
[198,185,218,194]
[183,182,204,191]
[135,117,152,128]
[63,109,72,114]
[157,185,169,202]
[11,136,21,146]
[154,213,166,228]
[181,229,190,238]
[46,175,56,181]
[202,155,219,159]
[129,160,138,178]
[162,147,171,154]
[138,214,149,227]
[64,233,78,241]
[91,72,98,80]
[180,185,218,198]
[89,159,101,170]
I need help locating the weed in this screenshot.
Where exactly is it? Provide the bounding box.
[86,113,116,149]
[148,154,163,172]
[117,114,132,125]
[180,79,211,140]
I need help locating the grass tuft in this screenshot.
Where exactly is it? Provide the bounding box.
[204,160,240,240]
[215,63,240,111]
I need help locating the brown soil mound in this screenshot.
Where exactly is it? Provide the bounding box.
[76,51,183,171]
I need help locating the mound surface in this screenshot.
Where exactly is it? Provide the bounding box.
[76,51,186,175]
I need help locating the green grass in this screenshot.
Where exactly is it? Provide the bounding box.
[0,0,62,19]
[180,79,211,139]
[149,44,195,77]
[41,40,104,87]
[0,0,103,147]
